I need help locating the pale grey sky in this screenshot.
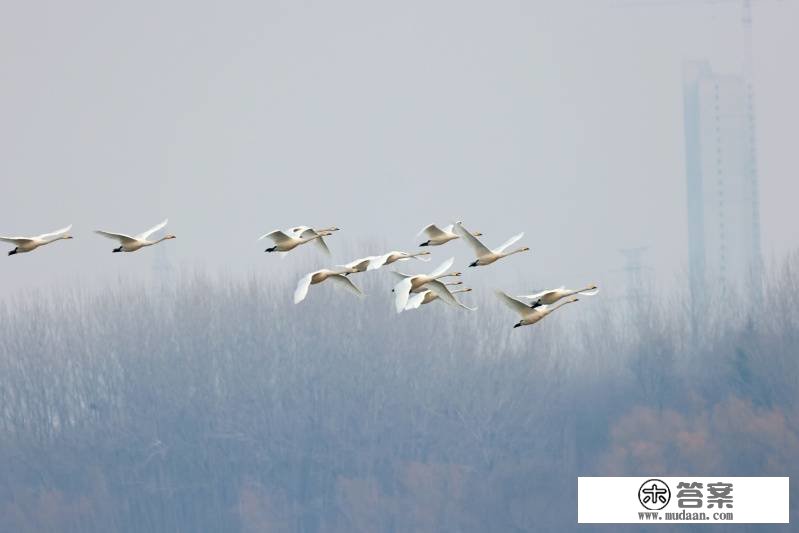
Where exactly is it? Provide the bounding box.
[2,0,797,299]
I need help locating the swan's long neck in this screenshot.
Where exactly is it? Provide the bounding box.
[145,236,171,246]
[550,299,577,315]
[501,247,527,258]
[40,235,69,246]
[434,272,460,281]
[410,251,428,258]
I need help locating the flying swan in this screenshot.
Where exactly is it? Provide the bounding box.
[95,220,175,253]
[260,227,335,255]
[392,257,473,313]
[519,285,599,308]
[294,268,364,304]
[1,225,73,256]
[454,222,529,267]
[417,222,482,247]
[496,290,579,328]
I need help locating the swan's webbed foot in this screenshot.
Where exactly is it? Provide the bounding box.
[265,246,277,253]
[112,247,122,253]
[8,249,17,256]
[468,261,478,267]
[513,322,522,328]
[419,242,429,247]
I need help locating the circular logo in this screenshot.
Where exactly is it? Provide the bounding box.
[638,479,671,510]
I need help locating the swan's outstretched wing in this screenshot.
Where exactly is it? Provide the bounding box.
[368,253,393,271]
[37,225,72,240]
[95,230,137,244]
[427,280,477,311]
[496,290,532,317]
[453,223,491,257]
[418,224,447,238]
[429,257,455,278]
[258,230,292,243]
[0,236,34,245]
[293,228,331,255]
[328,274,364,298]
[314,236,331,255]
[519,288,561,301]
[135,219,168,240]
[389,271,412,281]
[294,272,315,304]
[394,277,413,313]
[493,232,524,253]
[405,291,427,310]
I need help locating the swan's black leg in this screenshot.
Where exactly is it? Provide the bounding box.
[265,246,277,252]
[112,247,122,253]
[419,242,429,247]
[8,249,17,256]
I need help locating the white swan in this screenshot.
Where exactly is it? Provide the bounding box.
[367,250,431,271]
[417,222,482,247]
[392,257,467,313]
[519,284,599,308]
[95,220,175,253]
[496,290,579,328]
[454,222,529,267]
[406,287,473,310]
[1,225,73,256]
[294,268,363,304]
[259,228,333,255]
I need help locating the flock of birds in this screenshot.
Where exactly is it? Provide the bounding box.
[1,220,599,328]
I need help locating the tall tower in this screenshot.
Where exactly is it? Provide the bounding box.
[682,60,762,299]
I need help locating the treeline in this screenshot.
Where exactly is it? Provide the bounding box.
[0,255,797,532]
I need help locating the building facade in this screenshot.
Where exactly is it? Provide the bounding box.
[683,60,762,299]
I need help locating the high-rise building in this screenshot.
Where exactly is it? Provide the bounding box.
[682,60,762,299]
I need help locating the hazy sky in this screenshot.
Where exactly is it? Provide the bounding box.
[2,0,797,299]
